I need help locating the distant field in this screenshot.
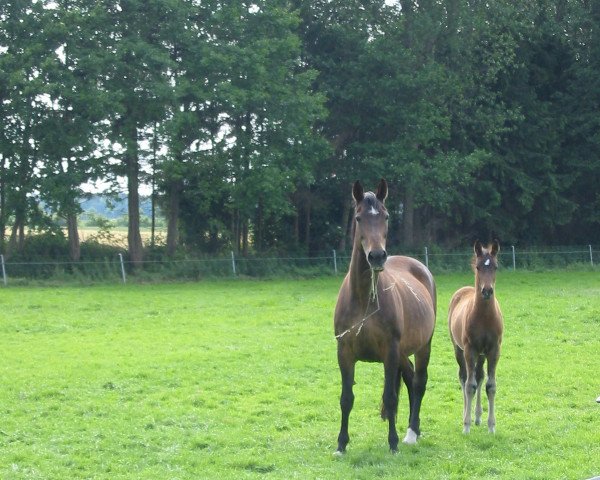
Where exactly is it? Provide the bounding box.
[0,271,599,479]
[77,227,167,247]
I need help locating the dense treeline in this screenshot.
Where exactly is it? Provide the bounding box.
[1,0,598,264]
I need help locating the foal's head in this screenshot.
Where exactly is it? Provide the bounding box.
[473,240,500,300]
[353,179,389,271]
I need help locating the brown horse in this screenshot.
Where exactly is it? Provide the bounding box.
[448,240,503,434]
[333,179,436,453]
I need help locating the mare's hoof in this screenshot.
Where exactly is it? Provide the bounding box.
[333,450,345,457]
[390,446,399,454]
[402,428,418,445]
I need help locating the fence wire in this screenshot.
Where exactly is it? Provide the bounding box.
[0,245,596,286]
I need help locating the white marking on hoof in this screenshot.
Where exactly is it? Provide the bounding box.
[333,450,345,457]
[463,426,471,434]
[488,426,496,434]
[402,428,418,445]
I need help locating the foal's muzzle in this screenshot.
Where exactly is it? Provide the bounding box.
[367,249,388,271]
[481,287,494,300]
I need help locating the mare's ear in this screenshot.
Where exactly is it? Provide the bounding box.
[491,239,500,256]
[353,181,364,203]
[376,178,388,203]
[474,240,483,257]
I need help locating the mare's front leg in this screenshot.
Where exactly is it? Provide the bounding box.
[462,344,478,434]
[335,344,356,454]
[486,344,501,433]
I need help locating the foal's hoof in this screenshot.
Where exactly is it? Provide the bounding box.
[462,426,471,434]
[402,428,418,445]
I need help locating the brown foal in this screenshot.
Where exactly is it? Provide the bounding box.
[448,240,503,434]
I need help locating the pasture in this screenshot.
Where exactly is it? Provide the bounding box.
[0,271,599,479]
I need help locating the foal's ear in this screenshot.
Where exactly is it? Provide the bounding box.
[491,239,500,256]
[376,178,388,203]
[474,240,483,257]
[353,181,364,203]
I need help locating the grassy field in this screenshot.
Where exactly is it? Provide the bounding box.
[0,270,599,479]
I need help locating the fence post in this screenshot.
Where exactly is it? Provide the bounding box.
[512,245,516,270]
[231,251,237,277]
[333,249,338,274]
[1,254,6,286]
[118,253,126,284]
[424,246,429,268]
[590,245,594,267]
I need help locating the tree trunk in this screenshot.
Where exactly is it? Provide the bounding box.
[304,199,311,252]
[242,219,248,256]
[402,187,415,249]
[0,155,5,253]
[293,207,300,248]
[67,212,81,261]
[256,197,264,252]
[124,122,144,268]
[166,179,182,257]
[7,201,26,257]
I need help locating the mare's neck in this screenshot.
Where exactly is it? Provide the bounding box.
[349,239,375,306]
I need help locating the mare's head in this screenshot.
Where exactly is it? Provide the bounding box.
[473,240,500,300]
[353,179,389,271]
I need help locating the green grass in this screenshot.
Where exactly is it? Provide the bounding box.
[1,271,599,479]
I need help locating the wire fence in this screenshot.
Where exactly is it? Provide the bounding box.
[0,244,596,286]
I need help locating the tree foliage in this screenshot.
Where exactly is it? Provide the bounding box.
[0,0,598,261]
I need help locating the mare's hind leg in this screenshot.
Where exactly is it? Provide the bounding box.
[399,357,415,432]
[335,345,356,454]
[474,356,485,426]
[404,340,431,445]
[486,345,501,433]
[382,342,401,452]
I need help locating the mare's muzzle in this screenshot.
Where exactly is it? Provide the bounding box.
[367,249,388,271]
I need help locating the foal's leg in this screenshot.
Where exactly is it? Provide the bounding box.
[486,345,501,434]
[474,356,485,426]
[462,344,478,434]
[382,343,401,452]
[404,340,431,445]
[335,347,356,454]
[453,344,467,426]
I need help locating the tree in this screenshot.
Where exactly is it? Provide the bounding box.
[93,0,173,267]
[0,1,50,255]
[35,1,111,260]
